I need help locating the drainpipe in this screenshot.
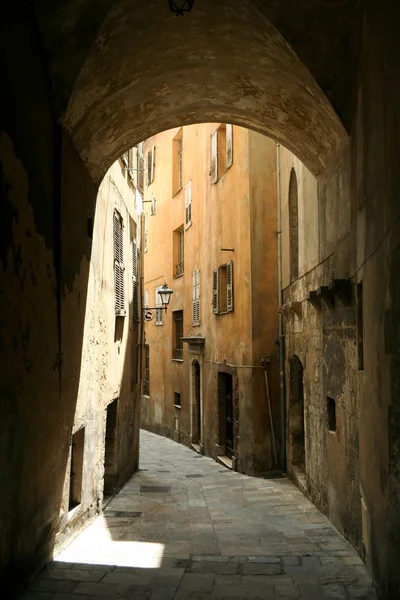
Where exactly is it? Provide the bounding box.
[276,143,286,473]
[138,212,145,386]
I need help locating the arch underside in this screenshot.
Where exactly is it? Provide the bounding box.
[32,0,359,182]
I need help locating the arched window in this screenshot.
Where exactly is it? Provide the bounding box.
[288,168,299,282]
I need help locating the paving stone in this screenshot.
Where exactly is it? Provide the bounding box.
[178,573,215,592]
[242,563,282,575]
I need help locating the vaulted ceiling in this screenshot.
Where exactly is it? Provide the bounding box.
[31,0,361,182]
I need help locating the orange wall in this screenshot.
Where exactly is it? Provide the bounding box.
[142,124,279,474]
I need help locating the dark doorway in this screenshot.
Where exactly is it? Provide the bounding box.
[218,372,234,458]
[289,356,305,469]
[194,361,201,444]
[104,399,118,496]
[69,427,85,512]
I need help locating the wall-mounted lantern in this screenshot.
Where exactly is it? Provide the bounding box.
[143,283,174,322]
[168,0,195,16]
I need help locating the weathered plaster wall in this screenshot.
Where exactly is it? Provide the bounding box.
[279,4,400,597]
[56,158,140,548]
[142,124,279,475]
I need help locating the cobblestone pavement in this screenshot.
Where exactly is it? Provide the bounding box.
[22,430,378,600]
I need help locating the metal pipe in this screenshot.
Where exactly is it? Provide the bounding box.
[138,212,145,385]
[276,143,286,473]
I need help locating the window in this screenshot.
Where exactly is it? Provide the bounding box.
[213,261,233,314]
[143,345,150,396]
[173,310,184,360]
[173,130,183,195]
[174,227,184,277]
[226,124,233,168]
[327,396,337,432]
[289,168,299,283]
[69,427,85,512]
[357,282,364,370]
[132,238,139,321]
[178,137,183,189]
[174,392,181,408]
[210,129,218,184]
[113,210,125,316]
[192,269,200,326]
[137,143,144,196]
[185,180,192,229]
[146,146,155,186]
[210,124,233,183]
[155,286,163,325]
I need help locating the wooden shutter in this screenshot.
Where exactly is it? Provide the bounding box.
[192,270,200,325]
[113,211,125,316]
[185,180,192,229]
[226,124,233,168]
[227,260,234,312]
[210,130,218,184]
[213,268,219,314]
[132,239,138,320]
[150,145,155,183]
[137,152,144,195]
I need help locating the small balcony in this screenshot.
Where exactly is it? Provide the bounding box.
[175,262,184,277]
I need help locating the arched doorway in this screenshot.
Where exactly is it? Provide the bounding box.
[191,360,202,451]
[289,355,305,470]
[289,168,299,283]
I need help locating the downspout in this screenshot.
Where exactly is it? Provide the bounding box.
[276,143,286,473]
[138,212,145,387]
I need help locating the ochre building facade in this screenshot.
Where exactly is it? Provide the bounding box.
[141,124,279,476]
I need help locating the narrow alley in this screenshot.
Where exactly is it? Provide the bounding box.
[23,431,376,600]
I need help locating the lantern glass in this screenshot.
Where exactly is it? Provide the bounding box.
[158,283,173,307]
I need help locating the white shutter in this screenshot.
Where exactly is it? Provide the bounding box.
[227,260,234,312]
[151,193,156,216]
[213,268,219,314]
[113,211,125,316]
[144,290,149,308]
[192,269,200,325]
[121,152,129,167]
[226,124,233,168]
[155,286,163,325]
[185,180,192,229]
[210,130,218,184]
